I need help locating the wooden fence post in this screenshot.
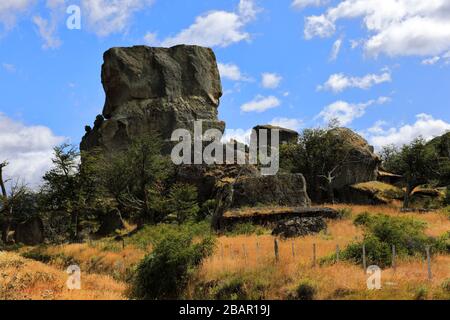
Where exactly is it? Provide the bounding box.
[312,243,316,267]
[336,244,340,263]
[362,243,367,272]
[242,244,247,262]
[426,246,432,280]
[274,239,279,263]
[392,245,396,272]
[292,241,296,258]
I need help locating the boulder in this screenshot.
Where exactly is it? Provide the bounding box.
[327,128,381,189]
[253,125,299,145]
[14,217,44,245]
[231,173,311,208]
[336,181,404,205]
[81,45,225,153]
[272,217,327,238]
[96,209,125,236]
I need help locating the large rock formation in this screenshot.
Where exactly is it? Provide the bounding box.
[328,128,381,189]
[81,45,225,153]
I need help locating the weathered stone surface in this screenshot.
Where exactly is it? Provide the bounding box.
[328,128,381,189]
[253,125,299,145]
[336,181,404,205]
[272,217,327,238]
[230,174,311,208]
[14,217,44,245]
[81,45,225,153]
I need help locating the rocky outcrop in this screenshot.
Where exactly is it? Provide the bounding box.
[231,174,311,208]
[253,125,299,145]
[335,181,404,205]
[218,207,340,230]
[81,45,225,153]
[272,217,327,238]
[14,217,44,245]
[328,128,381,189]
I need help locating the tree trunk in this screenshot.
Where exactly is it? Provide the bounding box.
[0,163,11,243]
[403,183,413,209]
[327,182,335,204]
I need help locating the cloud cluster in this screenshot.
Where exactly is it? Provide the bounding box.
[152,0,259,48]
[82,0,154,37]
[364,114,450,149]
[0,113,65,187]
[218,62,250,81]
[241,95,281,113]
[270,117,303,132]
[304,0,450,58]
[318,71,391,93]
[261,73,282,89]
[317,96,390,126]
[292,0,326,10]
[0,0,34,30]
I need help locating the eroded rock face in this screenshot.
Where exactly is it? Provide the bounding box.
[272,217,327,238]
[81,45,225,153]
[328,128,381,189]
[231,174,311,208]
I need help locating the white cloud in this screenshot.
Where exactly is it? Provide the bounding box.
[270,117,303,132]
[0,113,65,187]
[292,0,326,10]
[316,96,390,126]
[2,63,16,73]
[329,38,342,61]
[304,0,450,58]
[218,63,249,81]
[318,71,391,93]
[0,0,34,30]
[143,32,158,46]
[159,0,259,48]
[241,95,281,113]
[261,73,282,89]
[421,56,441,65]
[32,15,61,49]
[364,114,450,149]
[82,0,154,37]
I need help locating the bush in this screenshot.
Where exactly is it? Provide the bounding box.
[213,277,248,300]
[414,286,428,300]
[130,229,215,300]
[342,213,437,267]
[442,279,450,293]
[444,186,450,206]
[166,183,200,224]
[291,281,317,300]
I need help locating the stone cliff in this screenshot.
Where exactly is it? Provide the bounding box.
[81,45,225,153]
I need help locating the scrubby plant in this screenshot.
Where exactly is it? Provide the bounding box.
[414,286,428,300]
[291,280,317,300]
[130,230,215,300]
[166,183,200,224]
[341,213,441,267]
[442,279,450,293]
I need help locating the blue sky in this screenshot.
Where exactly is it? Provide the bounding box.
[1,0,450,185]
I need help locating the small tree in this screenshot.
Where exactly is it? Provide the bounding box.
[280,127,354,203]
[41,144,82,239]
[0,162,29,243]
[381,138,439,208]
[166,183,199,224]
[130,230,215,300]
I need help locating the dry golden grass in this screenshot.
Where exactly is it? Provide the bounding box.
[0,252,126,300]
[197,205,450,300]
[4,204,449,300]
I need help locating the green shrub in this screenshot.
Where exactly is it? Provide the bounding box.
[22,247,52,263]
[214,277,248,300]
[414,286,428,300]
[292,281,317,300]
[130,229,215,300]
[444,186,450,206]
[225,222,269,236]
[342,213,437,267]
[442,279,450,293]
[198,199,217,221]
[166,183,200,224]
[337,208,353,220]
